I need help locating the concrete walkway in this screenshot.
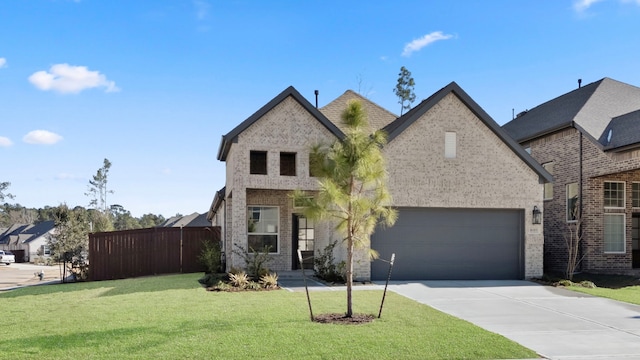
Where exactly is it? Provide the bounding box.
[389,280,640,360]
[0,263,61,291]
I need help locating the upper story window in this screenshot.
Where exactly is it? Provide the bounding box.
[250,151,267,175]
[542,162,554,200]
[604,181,625,208]
[566,183,579,222]
[444,132,456,159]
[632,182,640,208]
[280,152,296,176]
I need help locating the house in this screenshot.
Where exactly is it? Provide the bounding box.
[0,221,56,262]
[208,82,551,280]
[159,212,210,227]
[502,77,640,274]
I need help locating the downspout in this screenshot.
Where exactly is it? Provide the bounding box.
[579,129,584,271]
[222,197,227,271]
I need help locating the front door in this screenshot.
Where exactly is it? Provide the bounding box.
[292,214,314,270]
[633,214,639,268]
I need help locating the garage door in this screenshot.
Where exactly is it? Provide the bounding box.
[371,208,524,280]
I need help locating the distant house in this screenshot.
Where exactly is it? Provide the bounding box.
[208,82,550,280]
[160,213,210,227]
[503,77,640,274]
[0,221,56,262]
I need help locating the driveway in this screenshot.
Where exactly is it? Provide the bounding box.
[0,263,61,290]
[389,280,640,360]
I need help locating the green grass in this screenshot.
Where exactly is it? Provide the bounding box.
[0,274,537,359]
[542,272,640,305]
[569,284,640,305]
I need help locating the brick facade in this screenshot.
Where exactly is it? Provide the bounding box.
[525,128,640,273]
[213,85,547,280]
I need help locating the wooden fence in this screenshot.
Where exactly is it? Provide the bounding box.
[88,226,220,281]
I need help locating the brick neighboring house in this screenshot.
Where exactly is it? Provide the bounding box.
[502,77,640,274]
[209,82,551,280]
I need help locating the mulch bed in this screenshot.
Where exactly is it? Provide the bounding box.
[313,313,375,325]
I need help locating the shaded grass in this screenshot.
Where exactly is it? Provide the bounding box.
[542,272,640,305]
[0,274,537,359]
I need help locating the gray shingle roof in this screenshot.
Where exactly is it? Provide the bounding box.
[502,78,640,148]
[383,81,553,183]
[319,90,397,132]
[0,221,55,245]
[599,109,640,150]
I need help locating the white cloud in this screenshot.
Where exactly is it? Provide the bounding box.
[23,130,63,145]
[28,63,120,94]
[402,31,454,57]
[0,58,6,68]
[0,136,13,147]
[574,0,605,12]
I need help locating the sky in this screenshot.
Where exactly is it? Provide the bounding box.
[1,0,640,218]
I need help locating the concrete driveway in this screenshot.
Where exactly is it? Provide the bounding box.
[0,263,61,290]
[389,280,640,360]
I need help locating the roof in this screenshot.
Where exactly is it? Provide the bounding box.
[599,109,640,151]
[207,186,226,221]
[0,221,55,245]
[217,86,345,161]
[319,90,397,132]
[160,213,210,227]
[383,81,553,183]
[502,78,640,148]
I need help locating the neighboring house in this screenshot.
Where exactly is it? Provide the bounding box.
[502,77,640,274]
[0,221,56,262]
[208,83,551,280]
[160,212,210,227]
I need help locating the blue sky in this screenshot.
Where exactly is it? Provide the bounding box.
[1,0,639,218]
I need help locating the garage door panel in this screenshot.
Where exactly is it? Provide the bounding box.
[371,208,523,280]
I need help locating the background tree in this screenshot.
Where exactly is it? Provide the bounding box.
[110,204,141,230]
[393,66,416,115]
[139,213,166,228]
[48,204,90,282]
[85,158,114,213]
[0,181,14,203]
[293,100,397,318]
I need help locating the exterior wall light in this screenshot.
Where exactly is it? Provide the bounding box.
[532,205,542,225]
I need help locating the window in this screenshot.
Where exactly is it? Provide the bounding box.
[250,151,267,175]
[280,152,296,176]
[297,216,315,251]
[604,214,625,253]
[444,132,456,159]
[41,245,51,256]
[604,181,625,208]
[566,183,579,222]
[247,206,278,253]
[542,162,554,200]
[633,183,640,208]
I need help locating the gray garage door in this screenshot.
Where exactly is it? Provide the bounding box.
[371,208,524,280]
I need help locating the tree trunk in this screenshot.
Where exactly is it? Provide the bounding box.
[346,234,354,318]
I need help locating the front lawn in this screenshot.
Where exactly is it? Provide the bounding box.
[0,274,537,359]
[545,272,640,305]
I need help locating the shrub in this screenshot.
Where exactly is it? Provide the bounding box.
[579,280,597,288]
[260,273,279,289]
[556,279,573,287]
[199,238,222,274]
[232,243,272,279]
[314,240,345,283]
[229,271,250,289]
[246,281,262,290]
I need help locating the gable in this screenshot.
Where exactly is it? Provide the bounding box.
[320,90,397,132]
[384,82,551,183]
[217,86,344,161]
[384,91,548,208]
